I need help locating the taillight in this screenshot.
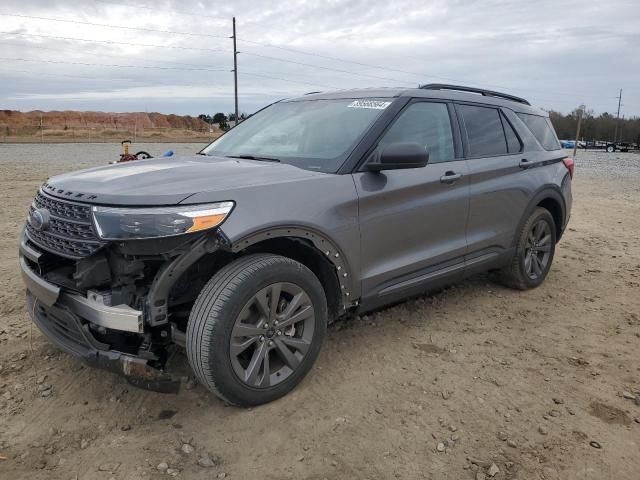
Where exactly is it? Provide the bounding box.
[562,157,575,178]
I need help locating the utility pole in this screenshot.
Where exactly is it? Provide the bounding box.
[572,105,584,159]
[614,88,622,142]
[232,17,239,126]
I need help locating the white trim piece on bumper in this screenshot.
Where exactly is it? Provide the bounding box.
[58,294,144,334]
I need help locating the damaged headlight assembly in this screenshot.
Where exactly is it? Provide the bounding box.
[92,201,235,240]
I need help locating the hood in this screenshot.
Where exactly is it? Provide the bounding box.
[43,155,326,206]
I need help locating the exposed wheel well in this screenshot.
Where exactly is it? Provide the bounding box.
[242,237,343,322]
[166,236,345,330]
[537,197,563,241]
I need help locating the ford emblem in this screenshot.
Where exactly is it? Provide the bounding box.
[30,208,51,232]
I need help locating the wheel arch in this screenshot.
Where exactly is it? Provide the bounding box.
[513,186,567,247]
[537,197,564,241]
[228,227,357,321]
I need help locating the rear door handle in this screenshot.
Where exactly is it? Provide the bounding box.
[519,158,531,169]
[440,171,462,184]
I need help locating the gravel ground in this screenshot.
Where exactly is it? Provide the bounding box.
[0,145,639,480]
[572,148,640,178]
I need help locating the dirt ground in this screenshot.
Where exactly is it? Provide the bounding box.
[0,146,638,480]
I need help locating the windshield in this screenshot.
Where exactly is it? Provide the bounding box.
[201,98,393,173]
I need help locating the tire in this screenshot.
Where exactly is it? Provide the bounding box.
[135,151,152,159]
[186,254,327,406]
[606,145,615,153]
[499,207,556,290]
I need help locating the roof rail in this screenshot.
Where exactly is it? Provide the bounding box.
[304,91,323,95]
[419,84,530,106]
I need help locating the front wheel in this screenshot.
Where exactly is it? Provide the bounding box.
[499,207,556,290]
[606,145,615,153]
[186,254,327,406]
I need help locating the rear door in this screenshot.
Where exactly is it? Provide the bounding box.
[456,103,530,267]
[353,100,469,304]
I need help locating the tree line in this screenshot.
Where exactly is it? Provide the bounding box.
[549,108,640,144]
[198,112,249,131]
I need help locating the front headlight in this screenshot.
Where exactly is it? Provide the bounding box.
[92,201,234,240]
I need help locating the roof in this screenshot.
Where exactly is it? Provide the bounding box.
[285,86,546,115]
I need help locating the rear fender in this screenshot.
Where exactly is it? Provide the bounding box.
[512,186,566,247]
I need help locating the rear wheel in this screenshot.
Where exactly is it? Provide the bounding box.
[186,254,327,406]
[606,145,615,153]
[499,207,556,290]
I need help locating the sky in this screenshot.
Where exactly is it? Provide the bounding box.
[1,0,639,117]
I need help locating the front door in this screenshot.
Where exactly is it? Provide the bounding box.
[353,100,469,304]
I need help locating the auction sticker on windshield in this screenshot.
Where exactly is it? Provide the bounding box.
[347,100,392,109]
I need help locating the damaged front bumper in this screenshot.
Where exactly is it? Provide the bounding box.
[20,254,143,333]
[20,244,180,393]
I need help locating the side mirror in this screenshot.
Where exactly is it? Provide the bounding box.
[366,142,429,172]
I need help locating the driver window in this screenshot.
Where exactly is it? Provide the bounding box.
[378,102,455,163]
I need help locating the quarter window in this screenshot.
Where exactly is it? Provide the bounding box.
[516,113,561,150]
[458,104,508,157]
[378,102,455,163]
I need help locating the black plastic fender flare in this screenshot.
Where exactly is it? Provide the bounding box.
[229,226,357,308]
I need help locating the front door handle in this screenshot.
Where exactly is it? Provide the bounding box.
[440,171,462,184]
[519,158,531,169]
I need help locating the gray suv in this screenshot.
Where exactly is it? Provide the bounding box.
[20,84,573,406]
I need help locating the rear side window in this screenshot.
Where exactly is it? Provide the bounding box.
[501,113,522,153]
[378,102,455,163]
[516,113,561,150]
[458,105,507,157]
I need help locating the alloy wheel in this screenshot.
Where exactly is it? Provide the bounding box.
[524,219,552,279]
[229,282,315,388]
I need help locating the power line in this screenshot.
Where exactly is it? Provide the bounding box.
[0,56,229,72]
[0,25,607,100]
[238,38,603,100]
[1,67,247,87]
[0,40,229,70]
[1,12,439,86]
[239,70,340,90]
[0,12,588,98]
[0,30,229,53]
[93,0,227,21]
[0,13,229,39]
[240,51,413,85]
[0,16,625,106]
[2,67,135,81]
[1,31,410,86]
[4,91,296,102]
[0,56,338,90]
[239,38,438,80]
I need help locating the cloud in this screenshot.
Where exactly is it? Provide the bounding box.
[0,0,638,116]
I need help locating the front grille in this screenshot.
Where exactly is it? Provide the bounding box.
[26,190,105,259]
[34,190,91,221]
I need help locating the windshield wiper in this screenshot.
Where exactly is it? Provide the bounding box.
[225,154,280,162]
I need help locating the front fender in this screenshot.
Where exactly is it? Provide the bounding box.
[227,225,358,303]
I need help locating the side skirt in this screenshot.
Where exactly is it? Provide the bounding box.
[356,247,514,315]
